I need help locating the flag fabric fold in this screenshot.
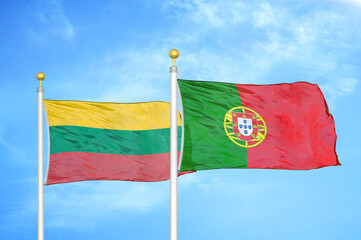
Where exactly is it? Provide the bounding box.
[177,79,340,172]
[44,100,189,185]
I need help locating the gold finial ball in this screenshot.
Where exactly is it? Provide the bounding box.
[169,49,179,60]
[36,72,45,81]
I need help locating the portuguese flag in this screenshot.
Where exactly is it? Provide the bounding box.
[177,79,340,172]
[44,100,188,185]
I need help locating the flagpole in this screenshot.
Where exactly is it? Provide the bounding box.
[37,72,45,240]
[169,49,179,240]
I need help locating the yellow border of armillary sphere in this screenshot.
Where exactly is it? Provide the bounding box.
[223,106,267,148]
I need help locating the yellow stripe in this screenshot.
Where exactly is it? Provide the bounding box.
[44,100,182,130]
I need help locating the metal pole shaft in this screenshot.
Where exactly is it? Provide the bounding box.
[37,86,44,240]
[170,65,178,240]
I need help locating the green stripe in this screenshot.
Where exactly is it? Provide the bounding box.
[50,125,182,155]
[178,79,247,171]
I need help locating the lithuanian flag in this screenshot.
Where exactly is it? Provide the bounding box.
[44,100,187,185]
[177,79,340,172]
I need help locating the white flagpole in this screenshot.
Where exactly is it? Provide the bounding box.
[169,49,179,240]
[37,72,45,240]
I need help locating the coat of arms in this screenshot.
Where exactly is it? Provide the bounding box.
[223,106,267,148]
[232,112,259,141]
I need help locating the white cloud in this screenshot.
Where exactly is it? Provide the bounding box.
[248,3,361,108]
[29,0,75,43]
[43,181,169,229]
[338,78,358,93]
[253,2,283,28]
[320,77,359,108]
[43,173,199,230]
[61,1,359,107]
[333,0,361,7]
[0,127,26,161]
[162,1,359,86]
[91,48,172,103]
[165,0,245,28]
[4,174,196,231]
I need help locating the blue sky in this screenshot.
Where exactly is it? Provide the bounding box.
[1,0,361,239]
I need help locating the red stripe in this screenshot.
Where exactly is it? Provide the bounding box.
[236,82,340,170]
[46,151,192,185]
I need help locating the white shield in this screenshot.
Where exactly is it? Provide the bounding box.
[237,117,253,136]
